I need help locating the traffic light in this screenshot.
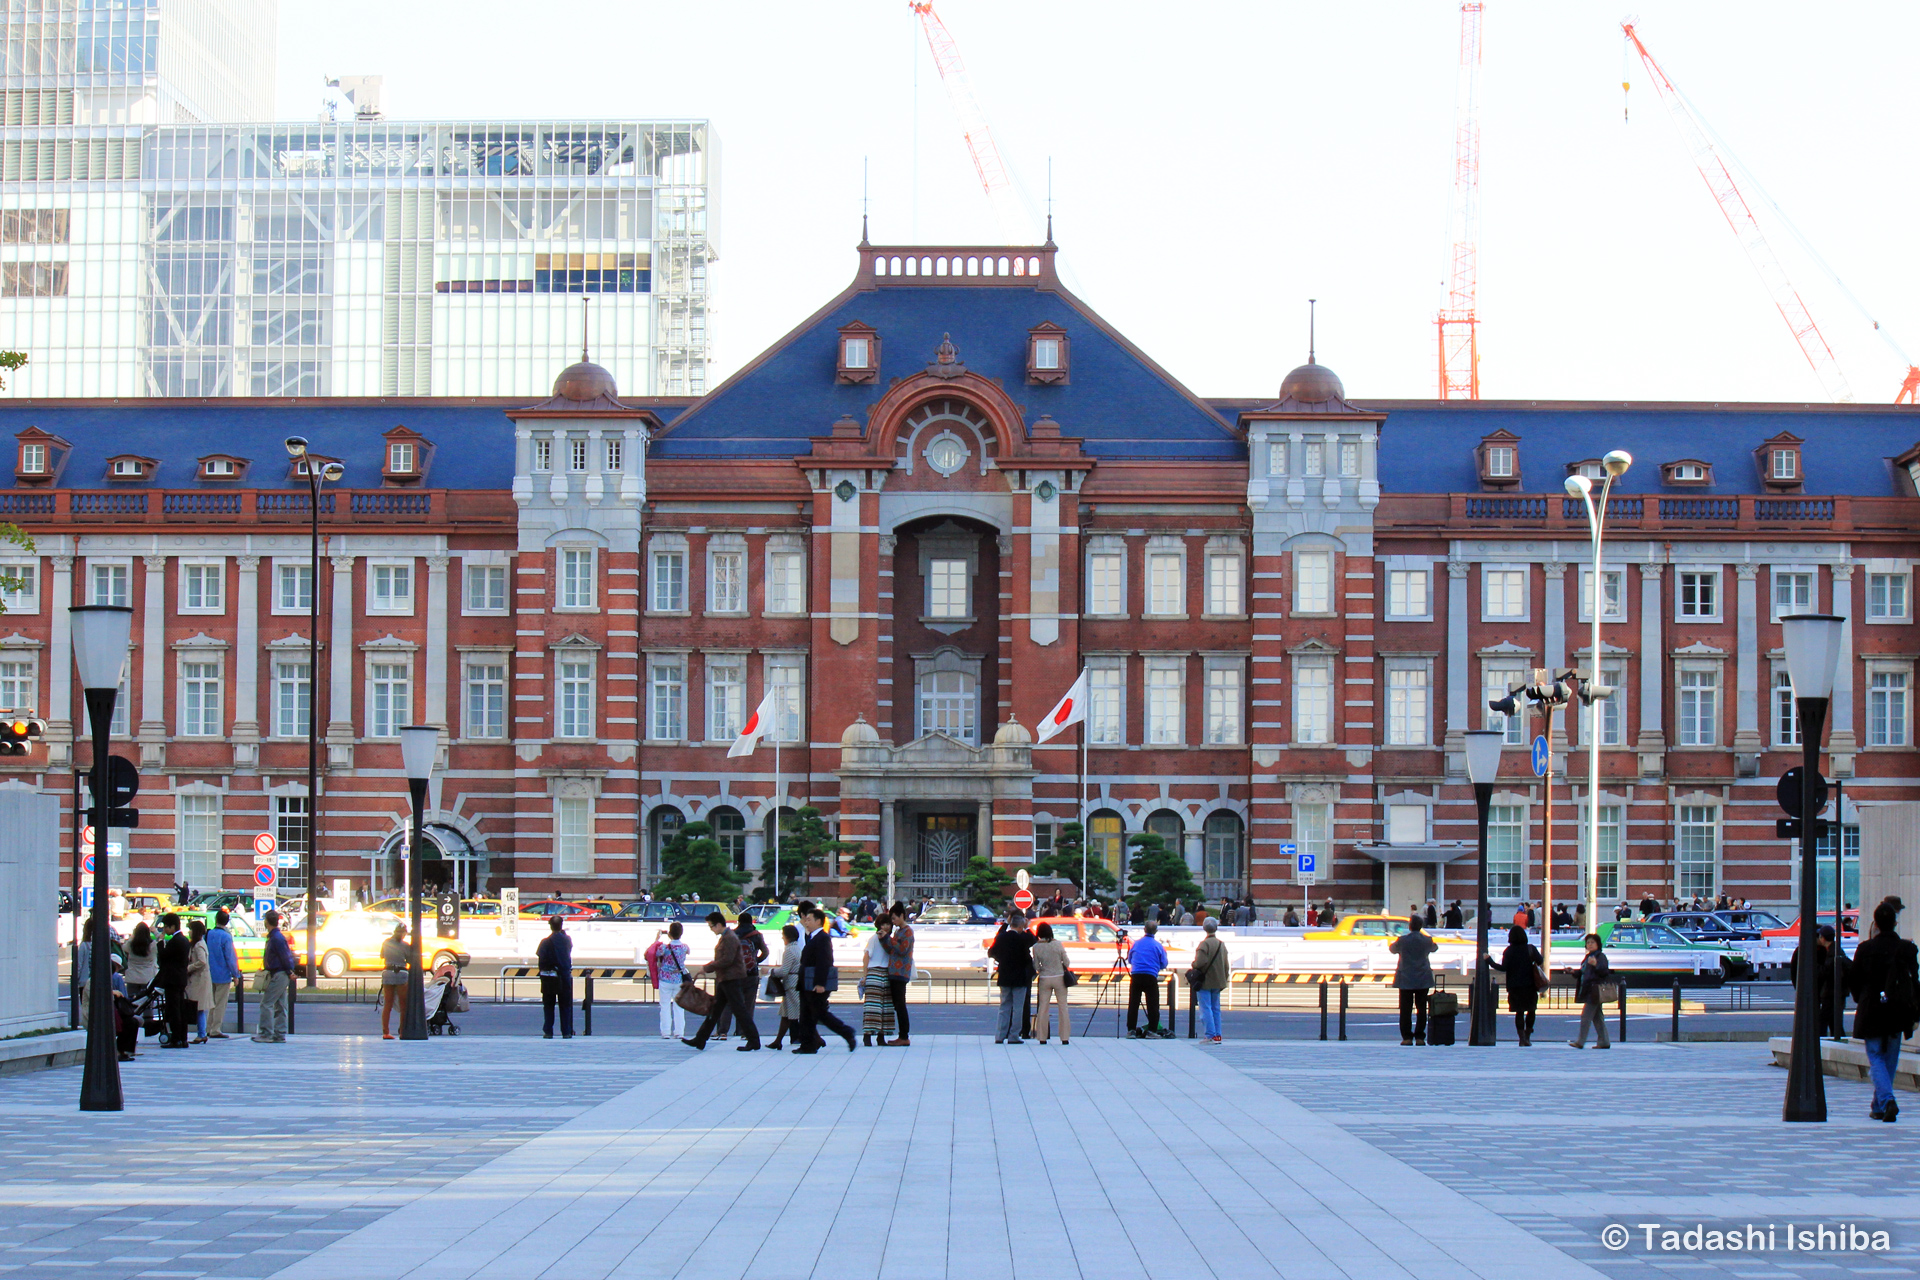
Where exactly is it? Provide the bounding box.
[0,715,45,755]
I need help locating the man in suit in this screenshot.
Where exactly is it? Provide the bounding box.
[795,908,855,1054]
[156,913,192,1048]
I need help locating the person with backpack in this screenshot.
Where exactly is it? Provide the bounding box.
[1389,915,1439,1046]
[648,922,690,1040]
[1848,896,1919,1122]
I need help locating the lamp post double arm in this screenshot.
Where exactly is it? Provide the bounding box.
[1463,729,1504,1047]
[1566,451,1631,928]
[398,725,439,1041]
[283,437,343,988]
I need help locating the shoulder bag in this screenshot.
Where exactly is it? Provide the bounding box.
[1063,969,1080,987]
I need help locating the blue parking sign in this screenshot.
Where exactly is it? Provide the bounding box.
[1298,852,1316,875]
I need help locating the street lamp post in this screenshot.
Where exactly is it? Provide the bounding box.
[1780,613,1844,1122]
[71,604,133,1111]
[1565,450,1631,928]
[283,437,344,987]
[1464,728,1504,1047]
[398,724,438,1041]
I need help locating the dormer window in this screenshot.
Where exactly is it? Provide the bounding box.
[13,427,66,486]
[198,455,247,481]
[1893,442,1920,497]
[1027,323,1069,384]
[19,443,44,475]
[1477,429,1520,488]
[1662,459,1713,487]
[836,322,879,385]
[381,425,430,485]
[1755,432,1803,492]
[1569,460,1606,480]
[290,454,342,482]
[105,455,156,482]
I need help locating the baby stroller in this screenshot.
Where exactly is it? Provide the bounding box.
[134,983,170,1045]
[425,957,470,1036]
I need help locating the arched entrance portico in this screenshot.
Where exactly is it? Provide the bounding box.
[373,822,488,897]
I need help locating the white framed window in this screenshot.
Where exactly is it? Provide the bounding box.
[1770,448,1797,481]
[366,661,411,739]
[706,655,745,740]
[842,335,871,369]
[1294,801,1330,871]
[1677,665,1719,746]
[178,793,222,887]
[368,562,414,615]
[927,558,969,619]
[1482,565,1528,621]
[1088,660,1123,745]
[1294,550,1332,614]
[1205,549,1243,617]
[917,668,978,744]
[766,546,805,614]
[765,654,806,743]
[707,541,745,614]
[178,659,222,737]
[463,660,506,740]
[388,440,417,474]
[179,562,223,614]
[0,559,38,613]
[1204,659,1243,745]
[1578,802,1624,900]
[275,563,313,614]
[0,656,36,713]
[1484,660,1529,745]
[1385,568,1429,620]
[557,548,596,610]
[1772,569,1814,619]
[1267,437,1288,477]
[1387,804,1426,844]
[1385,661,1430,746]
[1869,571,1910,622]
[1145,658,1184,745]
[1487,803,1525,899]
[464,563,506,614]
[1773,668,1800,748]
[109,667,128,736]
[273,660,311,738]
[651,546,687,612]
[1032,336,1061,370]
[1146,548,1184,617]
[19,442,45,474]
[273,796,310,893]
[1485,445,1516,478]
[1676,805,1719,897]
[1677,569,1719,619]
[568,437,589,472]
[1869,667,1910,747]
[1293,655,1332,744]
[556,657,594,739]
[1086,544,1125,616]
[1577,567,1625,622]
[90,562,128,607]
[1338,440,1360,478]
[554,795,593,875]
[1303,441,1325,477]
[648,656,686,741]
[1576,658,1626,747]
[532,437,552,471]
[605,437,623,472]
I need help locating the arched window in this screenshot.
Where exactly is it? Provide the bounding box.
[1204,811,1244,886]
[1088,809,1124,884]
[709,805,746,871]
[648,805,683,879]
[918,669,978,743]
[1145,809,1184,853]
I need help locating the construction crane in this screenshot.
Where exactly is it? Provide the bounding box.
[1436,2,1484,399]
[1621,22,1868,403]
[909,1,1035,243]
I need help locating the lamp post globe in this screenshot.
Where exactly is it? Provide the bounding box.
[283,435,309,458]
[69,604,133,1112]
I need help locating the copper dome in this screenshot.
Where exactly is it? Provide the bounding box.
[1278,360,1344,404]
[551,359,618,403]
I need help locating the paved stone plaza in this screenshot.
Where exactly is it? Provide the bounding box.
[0,1035,1912,1280]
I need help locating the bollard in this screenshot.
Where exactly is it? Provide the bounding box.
[288,976,297,1035]
[236,972,245,1034]
[1319,981,1328,1040]
[582,972,594,1037]
[1165,975,1175,1035]
[1187,977,1196,1039]
[1338,981,1349,1041]
[1670,978,1681,1043]
[1617,983,1627,1043]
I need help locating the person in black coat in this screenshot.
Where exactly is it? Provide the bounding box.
[988,912,1036,1044]
[1494,925,1543,1047]
[1848,896,1919,1121]
[156,913,192,1048]
[1567,932,1612,1049]
[796,908,855,1053]
[534,917,574,1039]
[1788,925,1851,1038]
[1444,901,1464,929]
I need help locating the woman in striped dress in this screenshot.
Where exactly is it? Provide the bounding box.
[861,920,895,1046]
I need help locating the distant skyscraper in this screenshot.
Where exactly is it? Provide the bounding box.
[0,2,716,398]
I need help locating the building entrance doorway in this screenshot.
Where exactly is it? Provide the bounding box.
[915,812,976,890]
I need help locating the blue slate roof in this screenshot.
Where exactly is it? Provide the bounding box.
[651,284,1243,461]
[1359,402,1920,498]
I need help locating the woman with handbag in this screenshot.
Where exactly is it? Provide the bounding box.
[860,919,895,1047]
[653,922,690,1040]
[1495,924,1544,1047]
[767,924,803,1049]
[1568,931,1614,1049]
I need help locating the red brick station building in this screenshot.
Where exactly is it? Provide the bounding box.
[8,241,1919,913]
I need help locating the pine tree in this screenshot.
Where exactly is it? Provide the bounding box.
[953,854,1014,911]
[1030,820,1117,896]
[767,805,860,903]
[846,849,889,900]
[653,820,751,902]
[1125,831,1201,916]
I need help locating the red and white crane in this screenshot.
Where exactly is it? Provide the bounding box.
[1437,3,1485,399]
[909,1,1036,243]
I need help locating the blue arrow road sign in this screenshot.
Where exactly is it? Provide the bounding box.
[1531,735,1550,777]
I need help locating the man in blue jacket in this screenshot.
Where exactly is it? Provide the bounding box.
[253,910,295,1043]
[1127,920,1171,1039]
[205,909,241,1038]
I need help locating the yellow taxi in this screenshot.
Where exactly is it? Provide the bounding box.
[300,909,469,979]
[1303,913,1469,945]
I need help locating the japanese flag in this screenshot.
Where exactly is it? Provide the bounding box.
[1036,670,1089,744]
[728,691,779,758]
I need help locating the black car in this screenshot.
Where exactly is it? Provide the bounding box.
[1649,910,1755,942]
[1714,909,1787,936]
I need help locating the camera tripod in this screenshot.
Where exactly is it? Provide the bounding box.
[1079,939,1138,1039]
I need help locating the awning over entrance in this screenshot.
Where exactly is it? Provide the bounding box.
[1350,841,1474,865]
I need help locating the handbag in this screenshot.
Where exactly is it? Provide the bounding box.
[1593,980,1623,1004]
[250,970,269,994]
[1063,970,1080,988]
[1532,965,1550,992]
[765,972,787,998]
[674,980,715,1017]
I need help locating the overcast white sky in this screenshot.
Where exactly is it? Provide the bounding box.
[279,1,1920,405]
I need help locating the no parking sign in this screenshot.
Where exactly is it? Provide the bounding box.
[254,862,277,891]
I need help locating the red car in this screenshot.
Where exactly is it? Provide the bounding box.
[1763,913,1857,940]
[518,899,600,920]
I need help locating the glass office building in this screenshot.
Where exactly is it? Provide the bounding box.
[0,3,717,398]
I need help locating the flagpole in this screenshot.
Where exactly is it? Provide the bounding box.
[1079,724,1089,900]
[773,720,781,901]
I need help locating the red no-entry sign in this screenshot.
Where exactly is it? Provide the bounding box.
[1012,888,1034,912]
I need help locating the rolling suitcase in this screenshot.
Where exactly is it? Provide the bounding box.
[1427,990,1459,1045]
